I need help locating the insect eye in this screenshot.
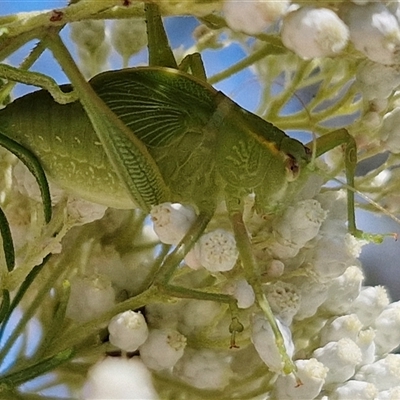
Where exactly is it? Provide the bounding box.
[285,155,300,182]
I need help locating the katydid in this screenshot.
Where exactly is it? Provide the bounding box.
[0,4,361,375]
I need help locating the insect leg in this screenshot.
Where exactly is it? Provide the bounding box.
[307,128,358,236]
[44,31,169,212]
[145,3,178,69]
[227,197,297,375]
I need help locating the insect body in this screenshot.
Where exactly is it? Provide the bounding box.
[0,4,359,377]
[0,67,311,216]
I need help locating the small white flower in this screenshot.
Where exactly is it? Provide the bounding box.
[265,281,300,325]
[233,279,255,309]
[349,286,389,326]
[139,329,186,371]
[310,235,355,282]
[150,202,196,245]
[179,300,222,335]
[378,386,400,400]
[70,20,110,76]
[251,313,294,373]
[274,358,327,399]
[267,237,300,259]
[381,107,400,153]
[341,2,400,64]
[281,7,349,58]
[322,265,363,315]
[223,0,290,35]
[373,301,400,355]
[108,311,148,352]
[272,199,327,248]
[355,354,400,391]
[193,229,238,272]
[82,356,158,399]
[111,18,147,66]
[356,329,376,366]
[319,314,363,346]
[66,274,115,323]
[356,61,400,101]
[328,380,378,400]
[312,338,362,384]
[266,259,285,277]
[291,277,328,320]
[66,196,108,226]
[173,348,233,390]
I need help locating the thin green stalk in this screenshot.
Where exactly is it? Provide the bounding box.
[0,349,74,387]
[48,286,160,354]
[208,44,275,85]
[0,255,53,361]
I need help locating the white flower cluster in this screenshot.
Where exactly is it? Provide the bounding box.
[4,1,400,398]
[223,1,400,64]
[111,187,398,398]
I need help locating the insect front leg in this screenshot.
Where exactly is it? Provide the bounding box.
[226,196,297,375]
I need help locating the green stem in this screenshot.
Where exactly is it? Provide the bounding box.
[208,44,274,85]
[0,349,74,387]
[0,208,15,272]
[0,256,52,360]
[0,41,47,103]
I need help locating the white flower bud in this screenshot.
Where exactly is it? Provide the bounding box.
[281,7,349,58]
[173,349,233,390]
[341,3,400,64]
[108,311,148,352]
[66,274,115,323]
[355,354,400,390]
[69,20,110,77]
[233,279,255,309]
[322,265,363,315]
[349,286,389,326]
[292,277,329,320]
[329,380,378,400]
[139,329,186,371]
[111,18,147,66]
[179,300,222,335]
[265,281,300,325]
[267,238,300,259]
[312,338,362,384]
[356,61,400,101]
[150,203,196,245]
[363,111,382,129]
[378,386,400,400]
[223,0,290,35]
[193,229,238,272]
[274,358,327,399]
[82,356,158,399]
[266,259,285,277]
[310,235,355,282]
[251,314,294,373]
[66,197,108,226]
[272,199,327,248]
[320,314,363,346]
[373,301,400,355]
[356,328,376,366]
[381,108,400,153]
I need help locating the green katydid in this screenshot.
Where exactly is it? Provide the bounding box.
[0,4,363,375]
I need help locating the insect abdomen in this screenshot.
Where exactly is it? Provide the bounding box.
[0,89,135,209]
